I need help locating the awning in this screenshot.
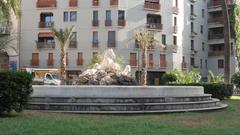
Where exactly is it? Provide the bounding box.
[38,32,53,37]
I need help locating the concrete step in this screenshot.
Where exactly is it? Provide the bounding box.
[29,94,212,104]
[27,98,221,112]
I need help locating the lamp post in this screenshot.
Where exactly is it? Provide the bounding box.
[138,47,141,85]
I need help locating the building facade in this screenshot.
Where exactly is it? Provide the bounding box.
[20,0,210,85]
[207,0,239,76]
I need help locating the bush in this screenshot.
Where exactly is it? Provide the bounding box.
[161,72,177,84]
[0,70,33,115]
[231,72,240,88]
[170,83,233,100]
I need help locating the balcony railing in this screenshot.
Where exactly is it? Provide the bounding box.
[208,16,224,24]
[69,0,78,7]
[108,40,116,48]
[36,42,55,49]
[47,59,54,66]
[144,1,160,11]
[36,0,57,8]
[146,23,163,31]
[92,40,99,48]
[173,7,179,14]
[118,20,126,27]
[105,20,112,27]
[39,22,54,28]
[208,33,224,39]
[208,0,235,7]
[208,51,225,56]
[110,0,118,6]
[92,0,99,6]
[92,20,99,27]
[69,41,77,48]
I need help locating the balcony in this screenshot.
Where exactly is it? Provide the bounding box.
[190,31,198,38]
[208,33,224,40]
[36,42,55,49]
[47,59,54,67]
[208,51,225,56]
[173,26,178,34]
[39,22,54,28]
[146,23,163,31]
[36,0,57,8]
[92,0,99,6]
[208,16,224,24]
[30,59,39,67]
[173,7,179,15]
[190,13,197,20]
[105,20,112,27]
[208,0,235,8]
[0,26,10,35]
[107,40,116,48]
[110,0,118,6]
[118,20,126,27]
[92,40,99,49]
[69,41,77,48]
[92,20,99,27]
[144,1,160,11]
[69,0,78,7]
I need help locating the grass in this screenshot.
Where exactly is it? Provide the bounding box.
[0,98,240,135]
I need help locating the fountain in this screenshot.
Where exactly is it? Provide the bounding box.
[73,49,136,85]
[27,50,228,114]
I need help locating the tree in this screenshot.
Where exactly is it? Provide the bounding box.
[0,0,20,22]
[135,29,157,85]
[50,26,74,83]
[222,0,231,83]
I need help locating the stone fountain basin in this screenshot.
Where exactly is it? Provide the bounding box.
[32,86,204,98]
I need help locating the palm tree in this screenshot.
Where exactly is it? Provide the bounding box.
[222,0,231,83]
[0,0,20,22]
[50,26,74,83]
[135,29,157,85]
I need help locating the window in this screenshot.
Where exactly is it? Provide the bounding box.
[162,35,166,45]
[191,22,194,32]
[77,52,83,66]
[190,4,194,15]
[200,25,203,34]
[202,9,205,18]
[160,54,167,68]
[191,40,194,50]
[205,59,208,68]
[200,59,202,69]
[106,10,111,20]
[149,53,154,67]
[108,31,115,42]
[190,57,195,66]
[93,11,98,20]
[64,12,68,22]
[47,53,54,66]
[175,0,178,7]
[218,59,224,68]
[174,17,177,26]
[31,53,39,67]
[173,36,177,45]
[130,53,137,67]
[70,11,77,21]
[118,10,125,20]
[202,42,205,51]
[93,31,98,42]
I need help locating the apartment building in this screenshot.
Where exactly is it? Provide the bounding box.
[20,0,208,85]
[0,15,19,70]
[207,0,239,76]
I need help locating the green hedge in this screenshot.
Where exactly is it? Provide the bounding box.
[170,83,233,100]
[0,70,33,115]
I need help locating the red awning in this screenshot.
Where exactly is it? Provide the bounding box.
[38,32,53,37]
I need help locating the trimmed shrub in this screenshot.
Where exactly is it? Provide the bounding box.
[231,72,240,88]
[0,70,33,115]
[170,83,233,100]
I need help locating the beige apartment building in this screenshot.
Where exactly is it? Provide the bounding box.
[20,0,210,85]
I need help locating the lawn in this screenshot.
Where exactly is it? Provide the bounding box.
[0,98,240,135]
